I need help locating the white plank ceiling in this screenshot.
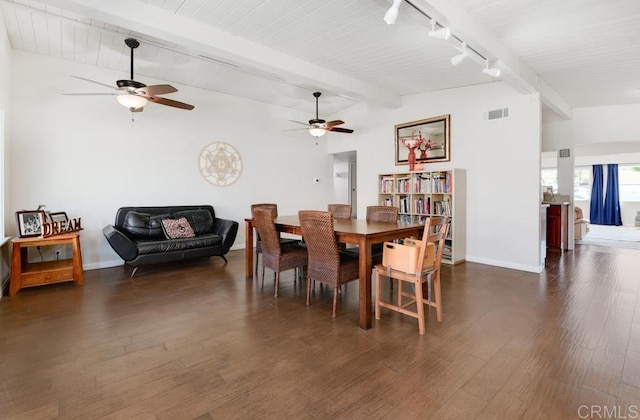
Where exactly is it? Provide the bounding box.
[0,0,639,118]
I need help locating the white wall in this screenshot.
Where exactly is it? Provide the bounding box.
[0,10,11,296]
[328,82,544,272]
[8,51,333,270]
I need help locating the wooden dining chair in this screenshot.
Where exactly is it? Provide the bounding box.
[253,207,308,298]
[327,204,352,219]
[373,216,450,335]
[251,203,300,276]
[298,210,359,318]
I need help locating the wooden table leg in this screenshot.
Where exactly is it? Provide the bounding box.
[9,242,22,296]
[358,237,372,329]
[72,235,85,285]
[245,219,254,278]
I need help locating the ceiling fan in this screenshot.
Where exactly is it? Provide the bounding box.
[285,92,354,138]
[66,38,194,113]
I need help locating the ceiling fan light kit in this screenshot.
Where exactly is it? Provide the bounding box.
[116,94,148,111]
[309,127,327,137]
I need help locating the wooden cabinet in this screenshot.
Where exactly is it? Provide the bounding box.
[10,232,84,296]
[546,203,569,250]
[378,169,466,265]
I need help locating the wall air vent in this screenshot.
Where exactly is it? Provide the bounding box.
[559,148,570,158]
[484,107,509,121]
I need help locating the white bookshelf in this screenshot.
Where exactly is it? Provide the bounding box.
[377,168,466,265]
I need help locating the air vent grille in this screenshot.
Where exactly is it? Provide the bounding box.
[484,107,509,120]
[559,149,570,158]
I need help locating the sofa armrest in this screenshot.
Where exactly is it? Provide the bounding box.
[103,225,138,262]
[211,218,239,252]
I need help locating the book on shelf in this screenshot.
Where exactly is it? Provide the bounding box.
[433,197,452,216]
[432,171,452,193]
[413,197,431,215]
[380,176,394,193]
[396,177,410,193]
[380,197,394,206]
[398,196,410,213]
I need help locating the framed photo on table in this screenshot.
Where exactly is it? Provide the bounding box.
[48,212,69,224]
[395,114,450,165]
[16,210,46,238]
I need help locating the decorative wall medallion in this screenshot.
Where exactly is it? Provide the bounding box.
[199,142,242,186]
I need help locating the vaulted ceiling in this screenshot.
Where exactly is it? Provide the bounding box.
[1,0,639,119]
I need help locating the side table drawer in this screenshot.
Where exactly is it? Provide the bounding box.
[22,268,74,286]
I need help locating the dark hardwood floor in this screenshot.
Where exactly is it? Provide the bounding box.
[1,244,639,419]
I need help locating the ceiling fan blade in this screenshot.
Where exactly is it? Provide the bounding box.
[138,84,178,96]
[281,128,309,132]
[288,120,310,126]
[70,75,115,90]
[147,95,195,110]
[63,92,119,96]
[328,127,354,133]
[326,120,345,127]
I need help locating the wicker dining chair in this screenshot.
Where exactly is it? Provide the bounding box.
[343,205,399,265]
[298,210,360,318]
[327,204,352,219]
[373,216,450,335]
[366,205,399,223]
[327,204,352,250]
[253,207,308,298]
[251,203,300,276]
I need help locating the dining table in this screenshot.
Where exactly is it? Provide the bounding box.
[244,215,425,329]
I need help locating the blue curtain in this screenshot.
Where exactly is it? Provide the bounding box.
[603,164,623,225]
[590,164,604,224]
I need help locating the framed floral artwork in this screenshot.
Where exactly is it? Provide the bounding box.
[395,114,450,167]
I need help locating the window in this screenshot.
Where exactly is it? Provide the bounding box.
[573,164,640,202]
[619,165,640,202]
[574,167,590,201]
[541,168,557,193]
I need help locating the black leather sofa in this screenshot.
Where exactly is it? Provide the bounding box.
[103,205,238,277]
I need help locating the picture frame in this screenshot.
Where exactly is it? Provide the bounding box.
[16,210,46,238]
[48,211,69,224]
[395,114,450,166]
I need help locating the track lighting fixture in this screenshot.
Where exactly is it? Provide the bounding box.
[428,19,451,40]
[451,42,468,66]
[482,60,501,77]
[383,0,402,25]
[381,0,501,80]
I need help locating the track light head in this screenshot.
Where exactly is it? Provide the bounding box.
[451,42,468,66]
[482,60,501,77]
[428,19,451,40]
[383,0,402,25]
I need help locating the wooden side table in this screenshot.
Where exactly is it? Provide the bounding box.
[10,232,84,296]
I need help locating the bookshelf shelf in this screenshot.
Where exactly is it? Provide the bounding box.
[377,168,465,265]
